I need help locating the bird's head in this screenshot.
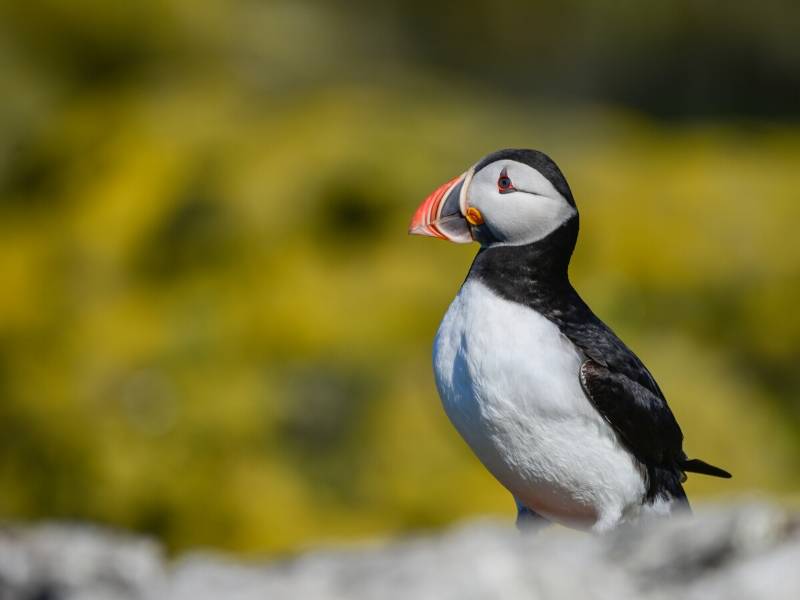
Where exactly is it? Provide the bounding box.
[409,149,577,247]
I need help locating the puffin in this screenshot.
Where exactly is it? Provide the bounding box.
[409,148,730,533]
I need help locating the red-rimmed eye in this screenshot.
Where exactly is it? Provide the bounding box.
[498,168,514,192]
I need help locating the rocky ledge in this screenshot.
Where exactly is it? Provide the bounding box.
[1,502,798,600]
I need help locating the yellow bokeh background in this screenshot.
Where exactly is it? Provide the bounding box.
[1,0,798,554]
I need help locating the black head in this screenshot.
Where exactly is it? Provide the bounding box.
[472,148,576,209]
[410,147,578,248]
[410,147,581,279]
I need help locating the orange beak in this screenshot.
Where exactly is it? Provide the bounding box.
[408,172,473,243]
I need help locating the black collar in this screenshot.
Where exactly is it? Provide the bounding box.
[467,215,579,301]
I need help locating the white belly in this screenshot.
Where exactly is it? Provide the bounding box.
[433,279,647,530]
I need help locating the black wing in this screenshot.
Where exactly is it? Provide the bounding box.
[566,317,731,500]
[579,359,683,467]
[578,356,690,502]
[543,278,733,492]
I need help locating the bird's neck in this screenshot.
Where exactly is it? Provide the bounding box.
[467,215,579,296]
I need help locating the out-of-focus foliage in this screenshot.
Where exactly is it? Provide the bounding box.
[0,0,798,554]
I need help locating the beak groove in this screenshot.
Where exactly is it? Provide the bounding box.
[408,172,473,243]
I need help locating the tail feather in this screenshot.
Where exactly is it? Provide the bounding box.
[682,458,732,479]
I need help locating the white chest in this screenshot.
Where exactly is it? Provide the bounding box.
[432,279,646,529]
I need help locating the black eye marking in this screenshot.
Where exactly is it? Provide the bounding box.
[497,168,514,193]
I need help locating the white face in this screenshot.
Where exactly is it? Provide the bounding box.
[465,159,576,246]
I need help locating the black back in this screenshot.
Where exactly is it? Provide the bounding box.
[466,216,690,502]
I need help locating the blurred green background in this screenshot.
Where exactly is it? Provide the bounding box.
[1,0,799,554]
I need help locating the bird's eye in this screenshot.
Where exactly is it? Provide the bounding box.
[497,169,514,193]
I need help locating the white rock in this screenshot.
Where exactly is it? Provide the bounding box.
[0,503,797,600]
